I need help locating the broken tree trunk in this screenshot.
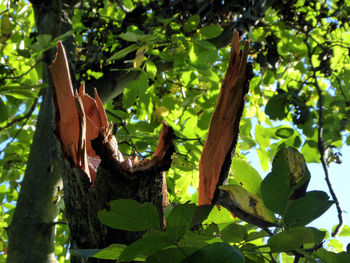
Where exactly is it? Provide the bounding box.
[198,31,253,206]
[49,42,174,263]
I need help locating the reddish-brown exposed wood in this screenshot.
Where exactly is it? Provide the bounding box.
[50,41,175,187]
[198,32,252,205]
[49,41,109,182]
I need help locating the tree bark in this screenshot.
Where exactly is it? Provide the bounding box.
[7,1,77,262]
[198,32,253,205]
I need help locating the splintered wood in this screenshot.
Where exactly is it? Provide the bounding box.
[198,32,252,205]
[49,41,175,183]
[49,42,111,182]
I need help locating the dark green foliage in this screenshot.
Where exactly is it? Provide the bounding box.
[98,199,160,231]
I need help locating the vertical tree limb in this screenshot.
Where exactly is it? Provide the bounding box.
[7,1,77,262]
[198,32,253,205]
[305,36,344,237]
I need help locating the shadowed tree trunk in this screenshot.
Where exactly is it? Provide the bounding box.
[7,1,77,262]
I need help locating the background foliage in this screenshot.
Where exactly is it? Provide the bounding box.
[0,0,350,262]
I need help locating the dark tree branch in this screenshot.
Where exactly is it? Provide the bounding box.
[0,59,42,82]
[174,135,204,146]
[105,109,139,154]
[305,36,344,237]
[0,95,39,132]
[0,96,39,155]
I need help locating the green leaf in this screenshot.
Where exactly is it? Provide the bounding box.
[70,248,104,258]
[122,0,134,10]
[203,205,233,226]
[221,223,248,243]
[0,185,7,193]
[98,199,160,231]
[119,232,174,262]
[255,125,270,147]
[315,248,350,263]
[265,94,287,120]
[123,71,149,108]
[190,204,213,227]
[268,227,326,252]
[199,25,223,39]
[178,230,213,248]
[284,191,334,227]
[184,15,200,32]
[301,140,320,163]
[262,71,275,85]
[219,185,279,227]
[37,34,52,48]
[182,242,244,263]
[120,31,140,42]
[166,203,196,242]
[190,39,218,66]
[261,147,310,214]
[0,97,8,122]
[17,49,31,58]
[275,127,294,138]
[93,244,127,260]
[146,60,157,80]
[1,14,12,35]
[339,225,350,237]
[260,161,290,214]
[108,44,138,61]
[123,80,139,108]
[146,247,198,263]
[231,158,262,195]
[257,147,269,171]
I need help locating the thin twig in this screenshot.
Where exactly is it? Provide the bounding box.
[0,110,34,155]
[334,74,349,103]
[105,109,139,154]
[0,96,39,132]
[0,59,42,82]
[0,96,40,155]
[305,36,344,237]
[0,9,9,15]
[174,135,204,146]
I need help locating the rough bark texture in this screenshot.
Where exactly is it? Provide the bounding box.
[7,1,77,262]
[60,123,174,263]
[198,32,253,206]
[49,42,175,262]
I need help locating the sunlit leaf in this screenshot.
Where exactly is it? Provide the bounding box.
[108,44,138,61]
[134,45,149,68]
[268,227,326,252]
[219,184,279,227]
[231,158,262,195]
[0,97,8,122]
[146,60,157,79]
[184,15,200,32]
